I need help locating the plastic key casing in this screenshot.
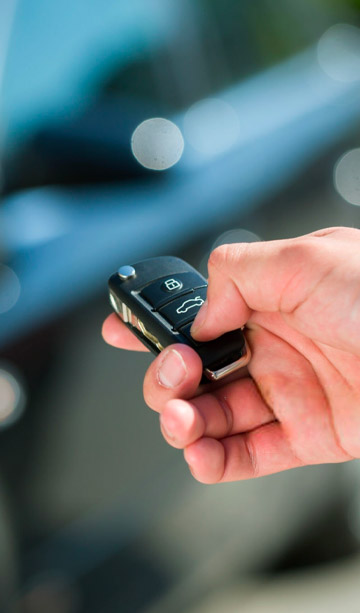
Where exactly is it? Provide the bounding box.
[108,256,250,381]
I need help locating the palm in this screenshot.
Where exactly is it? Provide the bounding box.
[241,309,358,468]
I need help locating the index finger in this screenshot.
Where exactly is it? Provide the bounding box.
[102,313,149,351]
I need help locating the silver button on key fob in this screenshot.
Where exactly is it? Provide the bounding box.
[108,256,251,382]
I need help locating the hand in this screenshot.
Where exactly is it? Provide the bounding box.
[102,227,360,483]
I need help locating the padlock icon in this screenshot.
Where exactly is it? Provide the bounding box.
[164,278,182,291]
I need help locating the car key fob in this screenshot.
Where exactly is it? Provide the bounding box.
[108,256,250,382]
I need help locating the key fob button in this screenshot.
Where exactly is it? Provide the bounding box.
[178,322,202,346]
[161,278,183,293]
[117,265,136,280]
[158,287,207,329]
[140,272,206,309]
[109,255,250,381]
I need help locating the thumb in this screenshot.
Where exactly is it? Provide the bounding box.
[190,228,360,355]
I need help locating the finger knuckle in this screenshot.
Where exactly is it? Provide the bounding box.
[208,244,231,271]
[208,243,248,273]
[309,226,360,240]
[277,240,314,267]
[277,239,331,313]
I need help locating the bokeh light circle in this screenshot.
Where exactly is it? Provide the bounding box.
[184,98,240,156]
[131,118,184,171]
[0,367,25,428]
[334,148,360,206]
[0,265,21,314]
[317,24,360,83]
[211,229,261,251]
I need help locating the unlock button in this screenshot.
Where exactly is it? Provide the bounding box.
[140,272,206,309]
[161,278,183,292]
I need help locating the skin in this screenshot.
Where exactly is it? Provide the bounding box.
[102,226,360,484]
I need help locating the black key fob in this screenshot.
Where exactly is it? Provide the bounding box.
[108,256,250,382]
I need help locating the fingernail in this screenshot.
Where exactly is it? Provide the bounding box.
[190,300,208,335]
[160,412,180,444]
[160,418,178,443]
[157,349,187,389]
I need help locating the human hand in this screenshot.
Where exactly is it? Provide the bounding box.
[102,227,360,483]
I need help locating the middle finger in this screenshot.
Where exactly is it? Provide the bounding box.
[160,376,275,449]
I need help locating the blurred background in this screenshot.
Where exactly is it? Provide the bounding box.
[1,0,360,611]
